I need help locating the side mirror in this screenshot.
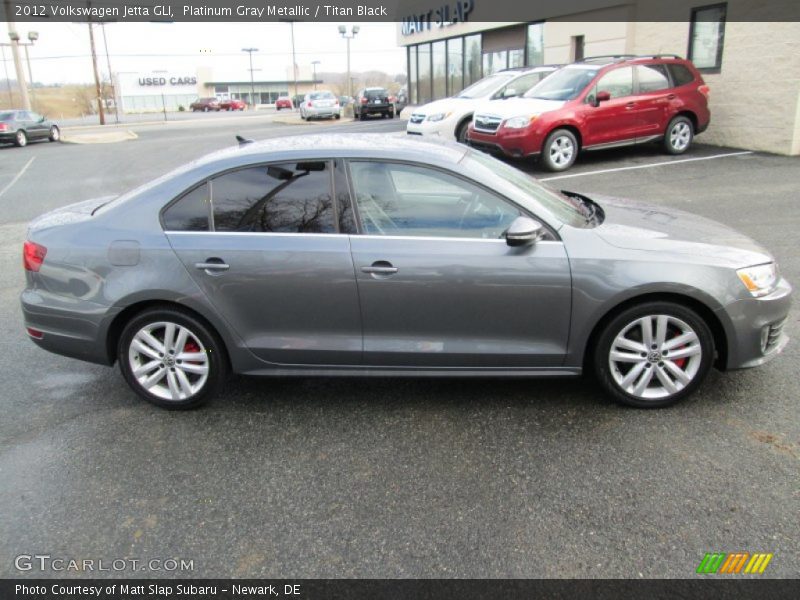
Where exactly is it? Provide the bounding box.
[39,116,46,122]
[506,216,545,247]
[502,88,518,99]
[595,90,611,104]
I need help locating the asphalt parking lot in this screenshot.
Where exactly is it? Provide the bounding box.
[0,117,798,578]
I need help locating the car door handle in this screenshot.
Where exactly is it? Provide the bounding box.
[361,261,398,275]
[625,102,636,109]
[195,259,229,272]
[667,94,676,100]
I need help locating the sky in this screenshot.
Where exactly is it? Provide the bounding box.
[0,21,406,84]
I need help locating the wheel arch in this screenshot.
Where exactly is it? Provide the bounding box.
[673,110,698,132]
[582,291,729,372]
[545,123,583,151]
[104,299,233,371]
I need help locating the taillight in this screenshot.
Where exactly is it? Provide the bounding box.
[360,97,367,104]
[0,123,7,132]
[698,84,710,99]
[23,241,47,272]
[389,96,396,103]
[307,101,312,107]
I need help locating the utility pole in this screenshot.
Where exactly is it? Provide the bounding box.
[87,21,105,124]
[4,0,30,110]
[0,45,12,105]
[101,23,119,124]
[241,47,258,109]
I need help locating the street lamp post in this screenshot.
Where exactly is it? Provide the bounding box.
[337,26,359,100]
[1,28,34,110]
[311,60,320,90]
[242,47,258,109]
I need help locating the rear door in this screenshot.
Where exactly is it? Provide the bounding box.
[634,63,675,140]
[164,159,362,366]
[347,160,572,368]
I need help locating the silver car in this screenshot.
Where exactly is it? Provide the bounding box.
[299,91,341,120]
[21,134,791,409]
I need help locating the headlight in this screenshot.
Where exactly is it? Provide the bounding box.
[737,263,779,297]
[426,112,452,122]
[503,115,538,129]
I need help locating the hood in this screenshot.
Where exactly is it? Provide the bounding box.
[411,97,472,116]
[473,97,565,119]
[28,196,116,233]
[588,194,772,267]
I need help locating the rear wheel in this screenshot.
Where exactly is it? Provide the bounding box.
[541,128,578,171]
[49,126,60,142]
[359,111,367,121]
[664,115,693,154]
[118,307,227,409]
[14,130,27,147]
[593,302,714,408]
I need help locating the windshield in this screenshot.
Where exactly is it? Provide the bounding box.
[462,150,589,228]
[456,73,514,99]
[524,66,599,101]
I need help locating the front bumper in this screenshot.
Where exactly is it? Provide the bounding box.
[720,278,792,370]
[406,118,456,140]
[467,126,543,158]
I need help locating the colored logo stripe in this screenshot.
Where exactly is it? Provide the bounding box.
[697,552,773,574]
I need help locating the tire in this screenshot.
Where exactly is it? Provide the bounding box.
[335,114,341,120]
[541,128,578,172]
[455,120,470,144]
[118,307,227,409]
[14,130,27,147]
[664,115,693,155]
[593,302,714,408]
[49,126,60,142]
[359,111,367,121]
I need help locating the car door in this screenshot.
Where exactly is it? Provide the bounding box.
[580,66,640,147]
[164,159,362,366]
[347,160,572,368]
[634,64,675,140]
[27,112,49,139]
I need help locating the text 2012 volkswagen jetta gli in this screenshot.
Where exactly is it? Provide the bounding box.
[21,134,790,409]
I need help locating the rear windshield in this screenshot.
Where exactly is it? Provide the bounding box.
[0,111,14,121]
[365,89,388,98]
[524,65,599,101]
[309,92,335,100]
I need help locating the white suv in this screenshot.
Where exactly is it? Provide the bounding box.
[406,66,557,143]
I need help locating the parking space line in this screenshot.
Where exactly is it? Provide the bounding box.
[539,151,753,181]
[0,156,35,199]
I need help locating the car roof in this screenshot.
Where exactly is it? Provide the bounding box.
[193,133,468,169]
[575,54,686,67]
[502,65,561,73]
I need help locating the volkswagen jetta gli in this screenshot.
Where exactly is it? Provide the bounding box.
[21,135,791,409]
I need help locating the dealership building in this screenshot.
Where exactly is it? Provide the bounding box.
[397,0,800,155]
[113,66,321,112]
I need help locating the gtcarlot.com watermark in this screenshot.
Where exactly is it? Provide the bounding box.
[14,554,194,573]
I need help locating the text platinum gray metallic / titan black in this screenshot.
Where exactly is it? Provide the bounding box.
[21,134,791,409]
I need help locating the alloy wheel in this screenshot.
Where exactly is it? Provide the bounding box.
[16,131,27,147]
[549,135,574,167]
[608,314,703,400]
[670,121,691,151]
[128,321,209,402]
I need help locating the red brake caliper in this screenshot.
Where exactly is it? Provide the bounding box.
[183,341,201,364]
[668,331,687,369]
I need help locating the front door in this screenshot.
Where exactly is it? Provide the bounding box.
[164,160,362,366]
[581,66,640,147]
[347,160,572,368]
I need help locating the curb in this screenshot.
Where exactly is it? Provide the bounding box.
[61,130,139,144]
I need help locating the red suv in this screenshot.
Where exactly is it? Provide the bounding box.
[468,55,710,171]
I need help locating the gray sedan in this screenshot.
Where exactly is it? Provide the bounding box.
[21,134,791,409]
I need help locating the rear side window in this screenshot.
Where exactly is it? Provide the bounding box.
[667,64,695,87]
[637,64,671,92]
[163,183,210,231]
[212,162,335,233]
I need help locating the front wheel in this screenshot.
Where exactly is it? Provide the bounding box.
[455,120,470,144]
[541,128,578,172]
[49,126,60,142]
[664,115,694,154]
[118,307,227,409]
[593,302,714,408]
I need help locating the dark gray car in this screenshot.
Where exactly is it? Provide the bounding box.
[21,134,791,409]
[0,110,60,147]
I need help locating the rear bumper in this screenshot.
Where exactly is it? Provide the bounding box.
[359,103,392,114]
[721,278,792,370]
[306,106,341,118]
[21,288,115,366]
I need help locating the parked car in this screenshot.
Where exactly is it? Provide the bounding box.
[21,134,791,410]
[190,97,221,112]
[0,110,60,147]
[468,55,710,171]
[394,88,408,114]
[275,96,293,110]
[407,66,558,143]
[354,88,394,120]
[300,90,342,120]
[219,98,247,111]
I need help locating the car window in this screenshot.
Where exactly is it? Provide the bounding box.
[525,66,599,101]
[28,112,43,121]
[495,72,542,99]
[163,183,210,231]
[637,64,671,93]
[595,66,634,99]
[0,111,14,121]
[667,64,695,86]
[212,162,336,234]
[349,161,521,239]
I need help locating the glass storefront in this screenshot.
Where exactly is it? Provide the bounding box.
[405,23,545,105]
